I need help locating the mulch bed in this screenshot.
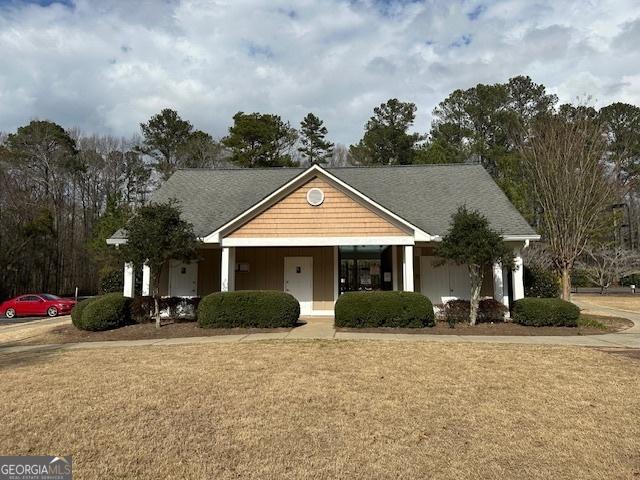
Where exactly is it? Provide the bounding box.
[337,314,634,336]
[7,314,634,346]
[15,321,297,345]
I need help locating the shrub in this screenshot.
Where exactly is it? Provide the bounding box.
[478,298,508,323]
[198,291,299,328]
[335,291,435,328]
[99,268,124,294]
[130,296,155,323]
[512,298,580,327]
[444,298,508,325]
[71,297,97,330]
[524,265,560,298]
[131,296,201,323]
[621,273,640,287]
[443,299,469,325]
[79,293,132,331]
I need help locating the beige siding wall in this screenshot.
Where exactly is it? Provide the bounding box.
[158,248,222,297]
[235,246,335,311]
[228,176,408,238]
[162,247,333,309]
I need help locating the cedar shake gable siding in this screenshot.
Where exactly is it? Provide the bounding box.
[228,177,409,238]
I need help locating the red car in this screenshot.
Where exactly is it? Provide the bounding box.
[0,294,76,319]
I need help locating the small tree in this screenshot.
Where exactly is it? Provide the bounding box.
[122,201,199,328]
[436,206,514,325]
[576,244,640,294]
[298,113,334,164]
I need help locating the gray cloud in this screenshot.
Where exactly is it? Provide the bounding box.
[0,0,639,145]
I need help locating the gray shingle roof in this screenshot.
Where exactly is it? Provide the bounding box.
[110,164,536,240]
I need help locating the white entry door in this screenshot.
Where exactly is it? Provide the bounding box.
[169,260,198,297]
[420,256,470,304]
[284,257,313,315]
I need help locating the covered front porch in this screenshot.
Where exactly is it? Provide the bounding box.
[122,241,525,316]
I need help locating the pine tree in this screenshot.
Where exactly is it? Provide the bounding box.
[298,113,334,164]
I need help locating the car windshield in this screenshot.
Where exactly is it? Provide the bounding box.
[40,294,61,300]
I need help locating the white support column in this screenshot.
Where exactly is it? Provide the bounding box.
[492,262,509,308]
[123,262,135,298]
[333,246,339,303]
[392,246,399,291]
[221,247,236,292]
[142,263,151,296]
[403,245,414,292]
[512,253,524,301]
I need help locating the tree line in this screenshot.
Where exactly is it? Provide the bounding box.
[1,74,639,299]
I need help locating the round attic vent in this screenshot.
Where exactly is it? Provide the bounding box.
[306,188,324,206]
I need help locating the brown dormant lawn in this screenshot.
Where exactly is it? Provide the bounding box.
[1,341,639,479]
[576,293,640,312]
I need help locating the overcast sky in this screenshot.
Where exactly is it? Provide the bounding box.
[1,0,639,145]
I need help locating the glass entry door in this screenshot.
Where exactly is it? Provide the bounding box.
[340,258,382,292]
[339,246,392,293]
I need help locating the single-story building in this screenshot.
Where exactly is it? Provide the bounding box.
[107,164,539,316]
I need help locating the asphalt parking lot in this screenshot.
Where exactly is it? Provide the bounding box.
[0,315,48,325]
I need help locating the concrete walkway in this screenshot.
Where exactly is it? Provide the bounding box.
[1,302,639,354]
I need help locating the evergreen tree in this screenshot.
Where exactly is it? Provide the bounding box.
[122,201,199,328]
[436,207,513,325]
[298,113,334,164]
[349,99,421,165]
[138,109,193,180]
[428,76,558,217]
[222,112,298,167]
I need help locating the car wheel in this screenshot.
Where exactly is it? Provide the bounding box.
[5,308,16,319]
[47,307,58,317]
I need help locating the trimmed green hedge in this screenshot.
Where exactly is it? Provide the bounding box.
[71,297,97,330]
[197,291,300,328]
[78,293,132,331]
[335,291,435,328]
[512,298,580,327]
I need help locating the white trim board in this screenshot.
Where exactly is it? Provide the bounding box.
[109,233,538,246]
[106,238,127,245]
[222,236,415,247]
[503,235,541,241]
[204,164,434,244]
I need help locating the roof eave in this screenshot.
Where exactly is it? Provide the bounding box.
[203,164,435,244]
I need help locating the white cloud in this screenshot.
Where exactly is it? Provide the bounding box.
[0,0,639,144]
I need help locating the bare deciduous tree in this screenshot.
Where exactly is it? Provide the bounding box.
[518,111,615,300]
[576,245,640,293]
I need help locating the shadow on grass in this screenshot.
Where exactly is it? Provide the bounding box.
[0,344,65,371]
